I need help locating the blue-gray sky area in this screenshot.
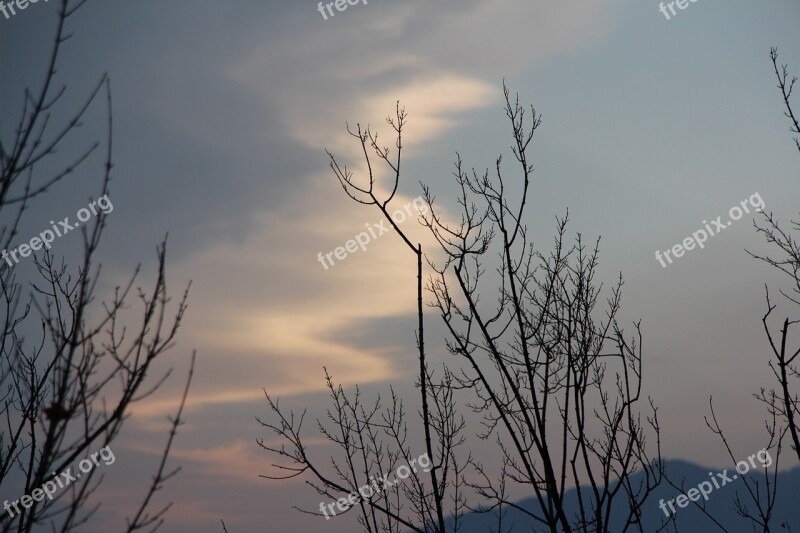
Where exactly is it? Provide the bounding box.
[1,0,800,531]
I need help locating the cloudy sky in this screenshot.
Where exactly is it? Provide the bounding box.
[2,0,800,531]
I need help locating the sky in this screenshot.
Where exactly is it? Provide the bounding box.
[1,0,800,531]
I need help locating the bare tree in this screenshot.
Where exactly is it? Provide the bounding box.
[670,47,800,533]
[261,85,663,532]
[748,48,800,465]
[0,1,194,531]
[420,84,663,533]
[260,103,464,532]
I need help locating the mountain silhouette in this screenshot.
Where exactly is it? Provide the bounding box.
[443,459,800,532]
